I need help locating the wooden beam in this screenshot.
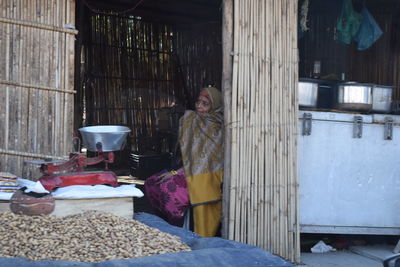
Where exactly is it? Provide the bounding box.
[83,0,221,23]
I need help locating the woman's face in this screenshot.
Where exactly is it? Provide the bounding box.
[195,93,212,114]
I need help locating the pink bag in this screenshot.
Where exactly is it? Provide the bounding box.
[144,170,189,227]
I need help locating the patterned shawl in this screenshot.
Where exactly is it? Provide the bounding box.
[178,88,224,206]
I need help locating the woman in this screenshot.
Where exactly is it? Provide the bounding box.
[145,87,224,237]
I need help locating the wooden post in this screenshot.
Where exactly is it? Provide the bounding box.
[221,0,233,239]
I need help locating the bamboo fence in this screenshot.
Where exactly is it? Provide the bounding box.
[0,0,76,179]
[225,0,300,262]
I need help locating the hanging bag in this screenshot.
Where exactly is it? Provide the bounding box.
[337,0,363,45]
[353,6,383,51]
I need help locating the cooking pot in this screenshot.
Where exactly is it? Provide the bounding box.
[372,85,393,113]
[299,78,319,108]
[335,83,373,112]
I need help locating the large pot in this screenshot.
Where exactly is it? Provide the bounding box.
[335,83,373,112]
[10,190,55,215]
[299,78,319,108]
[299,78,335,109]
[372,85,393,113]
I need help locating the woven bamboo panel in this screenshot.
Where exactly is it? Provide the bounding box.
[226,0,300,262]
[0,0,76,179]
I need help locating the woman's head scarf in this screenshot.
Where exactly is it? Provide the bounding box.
[200,87,223,112]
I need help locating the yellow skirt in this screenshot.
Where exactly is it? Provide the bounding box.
[192,201,221,237]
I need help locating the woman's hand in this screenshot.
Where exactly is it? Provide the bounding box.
[156,171,174,184]
[156,168,184,185]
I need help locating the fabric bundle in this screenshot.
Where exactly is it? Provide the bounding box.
[0,172,20,193]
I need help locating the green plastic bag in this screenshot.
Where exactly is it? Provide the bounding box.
[336,0,362,45]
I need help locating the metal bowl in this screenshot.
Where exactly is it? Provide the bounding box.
[79,125,131,152]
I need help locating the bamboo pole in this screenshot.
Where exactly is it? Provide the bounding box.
[50,0,57,155]
[269,0,275,251]
[257,0,263,247]
[229,0,239,241]
[20,0,27,175]
[263,0,269,249]
[262,0,268,249]
[0,148,66,160]
[257,0,264,247]
[222,0,233,239]
[63,30,69,154]
[0,80,76,93]
[237,0,244,241]
[235,0,244,241]
[242,0,250,243]
[16,0,24,174]
[281,0,287,256]
[277,0,283,255]
[249,0,255,245]
[242,0,249,244]
[282,1,288,256]
[0,17,78,35]
[242,0,248,243]
[4,0,11,172]
[236,0,243,241]
[14,0,21,175]
[249,0,257,245]
[272,0,277,251]
[254,0,260,246]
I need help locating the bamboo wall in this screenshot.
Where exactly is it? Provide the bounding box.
[225,0,300,262]
[0,0,76,178]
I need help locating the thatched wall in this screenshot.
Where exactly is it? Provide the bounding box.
[0,0,76,178]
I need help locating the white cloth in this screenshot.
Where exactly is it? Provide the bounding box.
[52,184,143,199]
[311,240,337,253]
[0,178,144,200]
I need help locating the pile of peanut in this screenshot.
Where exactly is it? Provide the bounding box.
[0,211,191,262]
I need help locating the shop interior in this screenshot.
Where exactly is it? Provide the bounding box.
[74,0,222,173]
